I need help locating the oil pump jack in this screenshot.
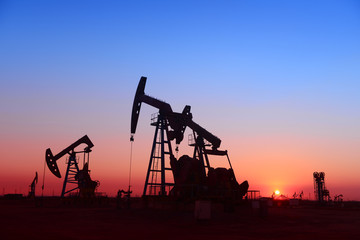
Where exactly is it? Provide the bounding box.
[28,172,38,198]
[45,135,99,197]
[131,76,249,200]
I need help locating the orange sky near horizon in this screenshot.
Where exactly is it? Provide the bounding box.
[1,117,359,201]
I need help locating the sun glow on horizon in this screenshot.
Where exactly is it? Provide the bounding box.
[275,190,280,195]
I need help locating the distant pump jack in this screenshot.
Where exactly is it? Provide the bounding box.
[28,172,38,198]
[45,135,99,197]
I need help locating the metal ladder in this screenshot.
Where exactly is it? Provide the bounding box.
[143,113,174,196]
[61,154,80,197]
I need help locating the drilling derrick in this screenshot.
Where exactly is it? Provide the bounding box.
[313,171,330,203]
[131,76,249,200]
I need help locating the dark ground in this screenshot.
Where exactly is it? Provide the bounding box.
[1,197,360,240]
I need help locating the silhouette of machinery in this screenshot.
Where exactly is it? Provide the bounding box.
[292,191,303,200]
[131,76,249,200]
[313,171,330,203]
[28,172,38,198]
[334,194,343,203]
[45,135,99,197]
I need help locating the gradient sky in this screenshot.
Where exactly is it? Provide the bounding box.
[1,0,359,200]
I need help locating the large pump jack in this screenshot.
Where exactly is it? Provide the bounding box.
[45,135,99,197]
[131,76,249,199]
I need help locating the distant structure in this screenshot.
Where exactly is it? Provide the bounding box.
[28,172,38,198]
[313,172,330,203]
[292,191,303,200]
[45,135,99,197]
[334,194,343,203]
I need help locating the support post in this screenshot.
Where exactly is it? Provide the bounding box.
[143,113,174,197]
[61,152,80,197]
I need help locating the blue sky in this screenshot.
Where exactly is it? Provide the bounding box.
[1,1,359,103]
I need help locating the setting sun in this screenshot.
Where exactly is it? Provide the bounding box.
[275,190,280,195]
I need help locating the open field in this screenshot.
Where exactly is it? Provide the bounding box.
[1,198,360,240]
